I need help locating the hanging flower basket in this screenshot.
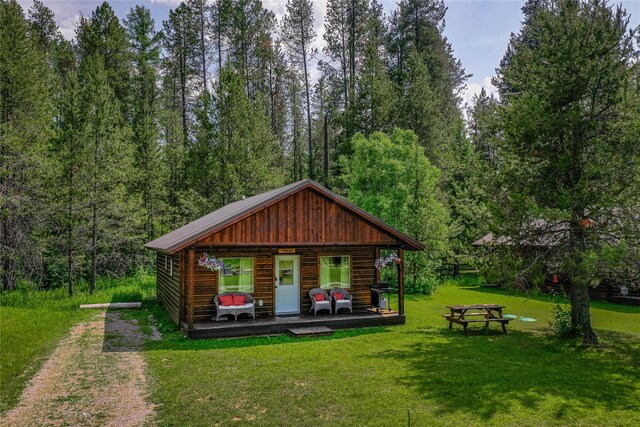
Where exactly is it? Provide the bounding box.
[375,253,400,270]
[198,253,224,272]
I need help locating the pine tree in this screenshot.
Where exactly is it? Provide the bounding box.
[224,0,276,98]
[163,3,200,145]
[215,65,285,203]
[466,88,500,164]
[389,0,467,116]
[124,5,164,241]
[323,0,373,128]
[27,0,58,50]
[187,90,220,215]
[187,0,212,92]
[0,0,54,290]
[28,1,75,83]
[211,0,231,75]
[494,0,638,345]
[354,30,398,136]
[281,0,316,179]
[158,82,187,229]
[50,72,84,295]
[401,50,449,165]
[79,55,135,292]
[76,2,132,116]
[288,71,305,181]
[267,38,290,150]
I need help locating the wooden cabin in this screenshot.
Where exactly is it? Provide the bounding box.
[145,179,424,338]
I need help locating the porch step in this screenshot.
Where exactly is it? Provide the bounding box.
[287,326,334,338]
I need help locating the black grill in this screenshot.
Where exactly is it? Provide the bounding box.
[370,281,394,312]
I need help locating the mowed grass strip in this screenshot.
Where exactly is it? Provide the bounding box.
[0,274,156,413]
[139,283,640,427]
[0,306,87,413]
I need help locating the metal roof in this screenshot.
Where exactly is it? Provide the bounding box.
[144,179,424,253]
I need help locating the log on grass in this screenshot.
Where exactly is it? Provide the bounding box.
[79,302,142,309]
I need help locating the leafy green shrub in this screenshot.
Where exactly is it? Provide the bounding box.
[549,301,575,337]
[405,274,440,294]
[379,261,440,295]
[442,275,484,287]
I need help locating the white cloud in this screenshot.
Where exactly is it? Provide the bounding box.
[149,0,183,5]
[59,14,81,40]
[462,75,498,108]
[262,0,287,20]
[17,0,98,40]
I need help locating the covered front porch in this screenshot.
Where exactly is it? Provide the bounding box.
[180,310,405,339]
[179,246,407,339]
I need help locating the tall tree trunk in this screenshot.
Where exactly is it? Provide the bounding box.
[243,42,250,97]
[180,54,188,144]
[293,108,298,181]
[67,162,74,297]
[90,200,97,294]
[349,0,356,96]
[67,221,74,297]
[216,4,223,75]
[340,13,348,108]
[570,279,597,345]
[568,218,598,345]
[300,25,313,180]
[269,59,275,132]
[90,134,98,294]
[1,213,16,291]
[199,0,207,91]
[323,114,329,184]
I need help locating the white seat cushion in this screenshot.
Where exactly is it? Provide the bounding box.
[220,303,253,309]
[314,300,330,305]
[335,299,348,302]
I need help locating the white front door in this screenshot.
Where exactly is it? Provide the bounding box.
[275,255,300,314]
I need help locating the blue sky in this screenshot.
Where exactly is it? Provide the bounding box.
[18,0,640,106]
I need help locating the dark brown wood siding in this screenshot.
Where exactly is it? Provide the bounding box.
[199,189,398,246]
[157,253,180,324]
[182,246,377,323]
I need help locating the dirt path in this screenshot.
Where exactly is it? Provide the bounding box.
[2,311,159,427]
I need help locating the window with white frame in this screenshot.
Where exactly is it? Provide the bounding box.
[319,256,351,288]
[219,258,254,293]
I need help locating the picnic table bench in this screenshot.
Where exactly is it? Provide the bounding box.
[443,304,510,335]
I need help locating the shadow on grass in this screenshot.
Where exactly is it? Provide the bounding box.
[102,298,391,352]
[458,285,640,314]
[101,293,162,353]
[143,326,391,352]
[373,327,640,420]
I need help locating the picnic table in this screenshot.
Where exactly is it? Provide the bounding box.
[443,304,510,335]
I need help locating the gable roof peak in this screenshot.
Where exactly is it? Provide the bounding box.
[145,179,424,253]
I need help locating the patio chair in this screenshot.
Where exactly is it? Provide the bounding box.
[330,288,353,314]
[309,288,332,315]
[214,292,255,321]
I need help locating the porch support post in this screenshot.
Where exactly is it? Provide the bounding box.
[398,248,405,316]
[188,248,195,329]
[375,247,380,283]
[179,250,184,321]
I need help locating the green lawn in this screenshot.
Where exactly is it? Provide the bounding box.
[0,306,87,413]
[137,283,640,427]
[0,274,156,413]
[1,278,639,425]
